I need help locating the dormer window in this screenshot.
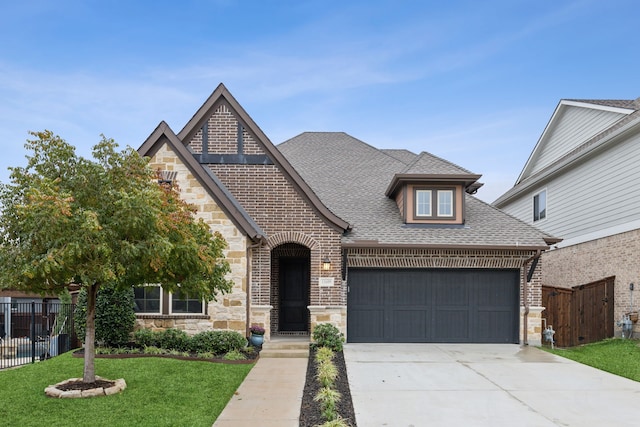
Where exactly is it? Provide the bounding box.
[414,188,455,220]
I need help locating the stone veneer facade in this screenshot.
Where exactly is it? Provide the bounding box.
[542,228,640,336]
[137,143,250,335]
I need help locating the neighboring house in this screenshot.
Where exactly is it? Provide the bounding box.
[494,97,640,335]
[137,83,557,345]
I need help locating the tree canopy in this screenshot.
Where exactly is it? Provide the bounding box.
[0,131,233,381]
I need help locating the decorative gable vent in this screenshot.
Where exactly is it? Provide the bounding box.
[157,170,178,186]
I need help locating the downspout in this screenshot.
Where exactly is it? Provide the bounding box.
[246,236,265,338]
[522,250,542,346]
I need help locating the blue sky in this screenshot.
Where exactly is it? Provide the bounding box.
[1,0,639,202]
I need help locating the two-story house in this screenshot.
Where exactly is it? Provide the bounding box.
[494,97,640,336]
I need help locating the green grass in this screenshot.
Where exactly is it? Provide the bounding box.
[0,351,253,427]
[545,338,640,382]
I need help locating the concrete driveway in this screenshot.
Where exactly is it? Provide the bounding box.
[344,343,640,427]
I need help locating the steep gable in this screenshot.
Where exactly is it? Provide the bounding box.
[517,99,635,183]
[177,84,349,234]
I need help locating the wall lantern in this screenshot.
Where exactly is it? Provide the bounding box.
[322,257,331,271]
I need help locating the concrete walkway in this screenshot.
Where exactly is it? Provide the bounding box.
[212,356,308,427]
[344,343,640,427]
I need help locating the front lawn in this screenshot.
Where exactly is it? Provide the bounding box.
[545,338,640,382]
[0,351,253,427]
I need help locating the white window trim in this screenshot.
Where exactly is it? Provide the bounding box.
[415,189,432,217]
[168,290,205,315]
[533,189,547,222]
[134,284,163,314]
[437,190,454,217]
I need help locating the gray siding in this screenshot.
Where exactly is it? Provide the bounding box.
[502,127,640,244]
[523,107,626,179]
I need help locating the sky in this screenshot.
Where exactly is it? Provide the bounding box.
[1,0,639,203]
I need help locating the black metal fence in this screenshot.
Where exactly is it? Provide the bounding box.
[0,302,77,369]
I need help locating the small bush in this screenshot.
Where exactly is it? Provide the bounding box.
[133,328,160,348]
[312,323,345,352]
[197,351,215,359]
[314,386,342,422]
[223,350,247,361]
[158,328,190,351]
[316,347,335,363]
[190,330,246,355]
[143,345,164,355]
[316,359,338,388]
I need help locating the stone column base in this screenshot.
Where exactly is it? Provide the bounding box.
[250,305,273,341]
[308,305,347,338]
[521,306,544,346]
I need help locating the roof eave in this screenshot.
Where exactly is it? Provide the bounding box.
[385,173,483,197]
[342,242,550,251]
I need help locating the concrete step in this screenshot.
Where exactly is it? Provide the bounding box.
[260,337,310,358]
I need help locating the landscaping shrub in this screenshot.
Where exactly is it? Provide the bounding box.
[132,328,162,348]
[158,328,190,351]
[74,284,136,347]
[312,323,345,352]
[190,330,246,354]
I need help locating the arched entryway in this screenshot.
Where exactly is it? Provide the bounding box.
[271,243,311,335]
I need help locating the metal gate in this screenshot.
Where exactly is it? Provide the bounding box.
[0,302,77,369]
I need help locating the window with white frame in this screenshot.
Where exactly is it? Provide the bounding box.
[414,188,455,219]
[170,289,204,314]
[133,285,205,315]
[437,190,453,217]
[533,190,546,222]
[415,189,432,217]
[133,285,162,314]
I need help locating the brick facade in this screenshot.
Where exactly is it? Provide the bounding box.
[185,103,344,339]
[542,228,640,336]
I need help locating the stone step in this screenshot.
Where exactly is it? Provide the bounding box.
[259,337,310,358]
[259,348,310,358]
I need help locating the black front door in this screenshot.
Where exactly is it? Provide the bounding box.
[279,257,309,332]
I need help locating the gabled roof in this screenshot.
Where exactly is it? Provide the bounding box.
[177,84,350,233]
[138,121,266,243]
[279,132,555,249]
[385,152,483,197]
[495,97,640,207]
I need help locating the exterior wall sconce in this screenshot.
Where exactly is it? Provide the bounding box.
[322,257,331,271]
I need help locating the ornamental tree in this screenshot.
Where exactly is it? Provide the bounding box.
[0,131,233,383]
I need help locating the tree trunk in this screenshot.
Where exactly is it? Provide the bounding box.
[83,283,98,383]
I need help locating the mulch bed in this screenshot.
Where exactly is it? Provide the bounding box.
[300,347,357,427]
[56,379,115,392]
[72,347,260,364]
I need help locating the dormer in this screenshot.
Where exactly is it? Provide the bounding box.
[385,152,482,225]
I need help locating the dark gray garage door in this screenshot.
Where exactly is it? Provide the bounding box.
[347,268,519,343]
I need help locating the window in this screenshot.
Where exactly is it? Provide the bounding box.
[133,285,205,315]
[134,286,161,314]
[533,190,546,222]
[415,190,432,217]
[414,188,455,219]
[437,190,453,217]
[171,289,204,314]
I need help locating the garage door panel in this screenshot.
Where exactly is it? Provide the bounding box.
[348,268,519,343]
[391,309,429,341]
[349,309,385,342]
[434,309,471,341]
[477,310,516,343]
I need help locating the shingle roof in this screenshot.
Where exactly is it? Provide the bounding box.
[278,132,554,248]
[380,149,417,164]
[565,98,639,110]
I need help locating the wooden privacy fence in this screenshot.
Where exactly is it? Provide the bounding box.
[542,276,615,347]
